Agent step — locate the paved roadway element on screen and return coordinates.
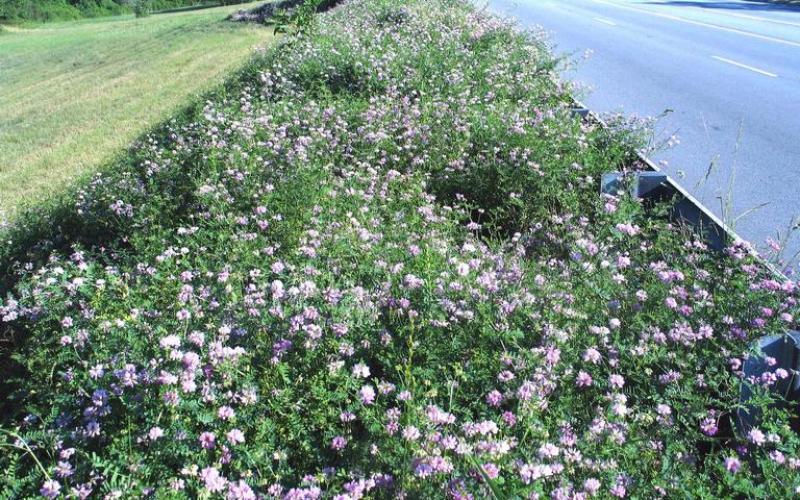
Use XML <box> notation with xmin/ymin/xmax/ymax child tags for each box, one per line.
<box><xmin>487</xmin><ymin>0</ymin><xmax>800</xmax><ymax>270</ymax></box>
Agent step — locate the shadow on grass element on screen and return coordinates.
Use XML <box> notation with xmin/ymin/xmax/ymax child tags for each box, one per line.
<box><xmin>152</xmin><ymin>0</ymin><xmax>263</xmax><ymax>16</ymax></box>
<box><xmin>0</xmin><ymin>47</ymin><xmax>271</xmax><ymax>296</ymax></box>
<box><xmin>0</xmin><ymin>48</ymin><xmax>277</xmax><ymax>418</ymax></box>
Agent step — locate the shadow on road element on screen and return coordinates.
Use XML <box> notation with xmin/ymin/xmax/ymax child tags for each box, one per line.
<box><xmin>643</xmin><ymin>1</ymin><xmax>800</xmax><ymax>13</ymax></box>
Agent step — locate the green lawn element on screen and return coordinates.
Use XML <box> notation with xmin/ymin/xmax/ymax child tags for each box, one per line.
<box><xmin>0</xmin><ymin>4</ymin><xmax>273</xmax><ymax>217</ymax></box>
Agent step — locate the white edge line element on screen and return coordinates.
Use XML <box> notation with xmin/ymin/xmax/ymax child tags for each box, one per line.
<box><xmin>711</xmin><ymin>55</ymin><xmax>778</xmax><ymax>78</ymax></box>
<box><xmin>593</xmin><ymin>17</ymin><xmax>617</xmax><ymax>26</ymax></box>
<box><xmin>648</xmin><ymin>0</ymin><xmax>800</xmax><ymax>29</ymax></box>
<box><xmin>725</xmin><ymin>12</ymin><xmax>800</xmax><ymax>29</ymax></box>
<box><xmin>589</xmin><ymin>0</ymin><xmax>800</xmax><ymax>49</ymax></box>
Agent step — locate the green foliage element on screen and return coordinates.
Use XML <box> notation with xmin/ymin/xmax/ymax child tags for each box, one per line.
<box><xmin>133</xmin><ymin>0</ymin><xmax>151</xmax><ymax>17</ymax></box>
<box><xmin>0</xmin><ymin>0</ymin><xmax>257</xmax><ymax>23</ymax></box>
<box><xmin>0</xmin><ymin>0</ymin><xmax>83</xmax><ymax>23</ymax></box>
<box><xmin>272</xmin><ymin>0</ymin><xmax>324</xmax><ymax>35</ymax></box>
<box><xmin>0</xmin><ymin>0</ymin><xmax>798</xmax><ymax>497</ymax></box>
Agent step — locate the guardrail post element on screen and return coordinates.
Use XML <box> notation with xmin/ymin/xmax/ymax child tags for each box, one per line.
<box><xmin>737</xmin><ymin>331</ymin><xmax>800</xmax><ymax>435</ymax></box>
<box><xmin>671</xmin><ymin>196</ymin><xmax>729</xmax><ymax>251</ymax></box>
<box><xmin>602</xmin><ymin>171</ymin><xmax>732</xmax><ymax>251</ymax></box>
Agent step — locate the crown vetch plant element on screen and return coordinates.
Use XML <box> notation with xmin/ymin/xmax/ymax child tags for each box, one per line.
<box><xmin>1</xmin><ymin>0</ymin><xmax>799</xmax><ymax>498</ymax></box>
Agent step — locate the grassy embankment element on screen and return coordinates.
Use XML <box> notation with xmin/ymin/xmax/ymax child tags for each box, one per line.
<box><xmin>1</xmin><ymin>0</ymin><xmax>799</xmax><ymax>498</ymax></box>
<box><xmin>0</xmin><ymin>3</ymin><xmax>274</xmax><ymax>216</ymax></box>
<box><xmin>0</xmin><ymin>1</ymin><xmax>260</xmax><ymax>24</ymax></box>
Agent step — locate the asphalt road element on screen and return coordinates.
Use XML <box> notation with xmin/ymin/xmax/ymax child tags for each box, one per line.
<box><xmin>487</xmin><ymin>0</ymin><xmax>800</xmax><ymax>270</ymax></box>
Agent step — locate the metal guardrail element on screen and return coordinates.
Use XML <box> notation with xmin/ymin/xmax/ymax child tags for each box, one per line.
<box><xmin>571</xmin><ymin>100</ymin><xmax>798</xmax><ymax>436</ymax></box>
<box><xmin>569</xmin><ymin>100</ymin><xmax>788</xmax><ymax>282</ymax></box>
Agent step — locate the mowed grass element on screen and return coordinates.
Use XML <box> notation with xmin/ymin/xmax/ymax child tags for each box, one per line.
<box><xmin>0</xmin><ymin>4</ymin><xmax>273</xmax><ymax>216</ymax></box>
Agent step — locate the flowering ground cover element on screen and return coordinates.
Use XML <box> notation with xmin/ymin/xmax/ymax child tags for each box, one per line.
<box><xmin>1</xmin><ymin>0</ymin><xmax>800</xmax><ymax>497</ymax></box>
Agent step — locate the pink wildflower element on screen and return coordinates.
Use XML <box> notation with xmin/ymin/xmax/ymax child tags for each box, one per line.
<box><xmin>331</xmin><ymin>436</ymin><xmax>347</xmax><ymax>451</ymax></box>
<box><xmin>148</xmin><ymin>427</ymin><xmax>164</xmax><ymax>441</ymax></box>
<box><xmin>748</xmin><ymin>428</ymin><xmax>766</xmax><ymax>446</ymax></box>
<box><xmin>227</xmin><ymin>480</ymin><xmax>256</xmax><ymax>500</ymax></box>
<box><xmin>609</xmin><ymin>374</ymin><xmax>625</xmax><ymax>389</ymax></box>
<box><xmin>218</xmin><ymin>406</ymin><xmax>235</xmax><ymax>421</ymax></box>
<box><xmin>576</xmin><ymin>371</ymin><xmax>593</xmax><ymax>387</ymax></box>
<box><xmin>584</xmin><ymin>478</ymin><xmax>601</xmax><ymax>496</ymax></box>
<box><xmin>199</xmin><ymin>432</ymin><xmax>216</xmax><ymax>449</ymax></box>
<box><xmin>481</xmin><ymin>463</ymin><xmax>500</xmax><ymax>479</ymax></box>
<box><xmin>359</xmin><ymin>385</ymin><xmax>376</xmax><ymax>405</ymax></box>
<box><xmin>200</xmin><ymin>467</ymin><xmax>227</xmax><ymax>493</ymax></box>
<box><xmin>486</xmin><ymin>390</ymin><xmax>503</xmax><ymax>407</ymax></box>
<box><xmin>724</xmin><ymin>457</ymin><xmax>741</xmax><ymax>473</ymax></box>
<box><xmin>40</xmin><ymin>480</ymin><xmax>61</xmax><ymax>499</ymax></box>
<box><xmin>227</xmin><ymin>429</ymin><xmax>245</xmax><ymax>445</ymax></box>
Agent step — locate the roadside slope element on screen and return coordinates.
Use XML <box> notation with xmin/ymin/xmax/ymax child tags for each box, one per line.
<box><xmin>0</xmin><ymin>3</ymin><xmax>274</xmax><ymax>215</ymax></box>
<box><xmin>1</xmin><ymin>0</ymin><xmax>798</xmax><ymax>498</ymax></box>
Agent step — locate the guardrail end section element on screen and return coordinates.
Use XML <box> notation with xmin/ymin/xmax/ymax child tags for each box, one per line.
<box><xmin>570</xmin><ymin>107</ymin><xmax>591</xmax><ymax>120</ymax></box>
<box><xmin>601</xmin><ymin>171</ymin><xmax>668</xmax><ymax>199</ymax></box>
